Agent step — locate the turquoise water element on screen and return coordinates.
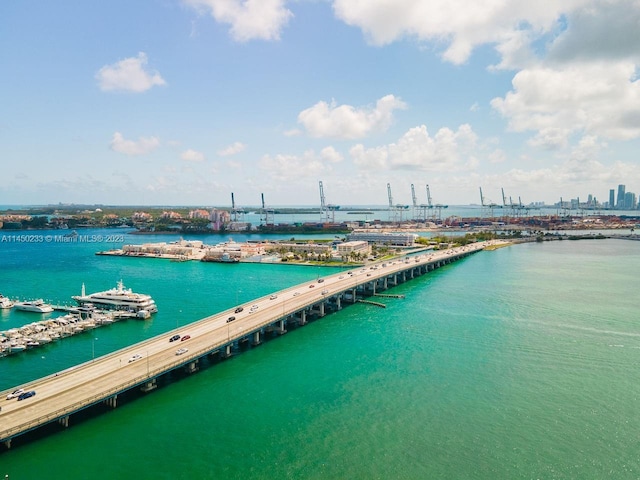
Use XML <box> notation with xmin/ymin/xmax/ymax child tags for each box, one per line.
<box><xmin>1</xmin><ymin>233</ymin><xmax>640</xmax><ymax>478</ymax></box>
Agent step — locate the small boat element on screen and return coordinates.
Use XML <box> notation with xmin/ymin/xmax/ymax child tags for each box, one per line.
<box><xmin>0</xmin><ymin>294</ymin><xmax>14</xmax><ymax>309</ymax></box>
<box><xmin>9</xmin><ymin>341</ymin><xmax>27</xmax><ymax>352</ymax></box>
<box><xmin>14</xmin><ymin>300</ymin><xmax>54</xmax><ymax>313</ymax></box>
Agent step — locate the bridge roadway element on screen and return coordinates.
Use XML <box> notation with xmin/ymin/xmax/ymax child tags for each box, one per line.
<box><xmin>0</xmin><ymin>241</ymin><xmax>495</xmax><ymax>448</ymax></box>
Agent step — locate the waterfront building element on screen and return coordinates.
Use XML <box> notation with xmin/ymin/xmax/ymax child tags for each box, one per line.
<box><xmin>227</xmin><ymin>221</ymin><xmax>252</xmax><ymax>231</ymax></box>
<box><xmin>336</xmin><ymin>241</ymin><xmax>371</xmax><ymax>256</ymax></box>
<box><xmin>274</xmin><ymin>242</ymin><xmax>332</xmax><ymax>255</ymax></box>
<box><xmin>346</xmin><ymin>231</ymin><xmax>418</xmax><ymax>247</ymax></box>
<box><xmin>161</xmin><ymin>211</ymin><xmax>183</xmax><ymax>220</ymax></box>
<box><xmin>203</xmin><ymin>241</ymin><xmax>268</xmax><ymax>261</ymax></box>
<box><xmin>609</xmin><ymin>189</ymin><xmax>615</xmax><ymax>209</ymax></box>
<box><xmin>122</xmin><ymin>239</ymin><xmax>205</xmax><ymax>258</ymax></box>
<box><xmin>189</xmin><ymin>209</ymin><xmax>210</xmax><ymax>219</ymax></box>
<box><xmin>208</xmin><ymin>208</ymin><xmax>231</xmax><ymax>231</ymax></box>
<box><xmin>132</xmin><ymin>211</ymin><xmax>152</xmax><ymax>222</ymax></box>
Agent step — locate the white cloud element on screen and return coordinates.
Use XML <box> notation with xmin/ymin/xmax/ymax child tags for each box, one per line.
<box><xmin>547</xmin><ymin>2</ymin><xmax>640</xmax><ymax>63</ymax></box>
<box><xmin>332</xmin><ymin>0</ymin><xmax>585</xmax><ymax>64</ymax></box>
<box><xmin>492</xmin><ymin>61</ymin><xmax>640</xmax><ymax>143</ymax></box>
<box><xmin>488</xmin><ymin>149</ymin><xmax>507</xmax><ymax>164</ymax></box>
<box><xmin>110</xmin><ymin>132</ymin><xmax>160</xmax><ymax>156</ymax></box>
<box><xmin>330</xmin><ymin>1</ymin><xmax>640</xmax><ymax>148</ymax></box>
<box><xmin>259</xmin><ymin>149</ymin><xmax>340</xmax><ymax>182</ymax></box>
<box><xmin>527</xmin><ymin>128</ymin><xmax>572</xmax><ymax>150</ymax></box>
<box><xmin>184</xmin><ymin>0</ymin><xmax>293</xmax><ymax>41</ymax></box>
<box><xmin>320</xmin><ymin>146</ymin><xmax>343</xmax><ymax>163</ymax></box>
<box><xmin>259</xmin><ymin>153</ymin><xmax>321</xmax><ymax>181</ymax></box>
<box><xmin>181</xmin><ymin>149</ymin><xmax>205</xmax><ymax>162</ymax></box>
<box><xmin>283</xmin><ymin>128</ymin><xmax>302</xmax><ymax>137</ymax></box>
<box><xmin>479</xmin><ymin>1</ymin><xmax>640</xmax><ymax>150</ymax></box>
<box><xmin>349</xmin><ymin>124</ymin><xmax>478</xmax><ymax>172</ymax></box>
<box><xmin>490</xmin><ymin>28</ymin><xmax>537</xmax><ymax>71</ymax></box>
<box><xmin>569</xmin><ymin>135</ymin><xmax>607</xmax><ymax>162</ymax></box>
<box><xmin>217</xmin><ymin>141</ymin><xmax>246</xmax><ymax>156</ymax></box>
<box><xmin>96</xmin><ymin>52</ymin><xmax>166</xmax><ymax>93</ymax></box>
<box><xmin>298</xmin><ymin>94</ymin><xmax>407</xmax><ymax>139</ymax></box>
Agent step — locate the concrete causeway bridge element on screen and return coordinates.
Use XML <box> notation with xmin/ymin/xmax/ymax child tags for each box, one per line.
<box><xmin>0</xmin><ymin>241</ymin><xmax>496</xmax><ymax>449</ymax></box>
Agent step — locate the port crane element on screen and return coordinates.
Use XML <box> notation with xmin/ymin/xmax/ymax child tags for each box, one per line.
<box><xmin>319</xmin><ymin>181</ymin><xmax>339</xmax><ymax>223</ymax></box>
<box><xmin>501</xmin><ymin>187</ymin><xmax>527</xmax><ymax>218</ymax></box>
<box><xmin>259</xmin><ymin>193</ymin><xmax>274</xmax><ymax>225</ymax></box>
<box><xmin>230</xmin><ymin>192</ymin><xmax>245</xmax><ymax>222</ymax></box>
<box><xmin>428</xmin><ymin>184</ymin><xmax>448</xmax><ymax>221</ymax></box>
<box><xmin>411</xmin><ymin>184</ymin><xmax>429</xmax><ymax>222</ymax></box>
<box><xmin>558</xmin><ymin>196</ymin><xmax>571</xmax><ymax>216</ymax></box>
<box><xmin>387</xmin><ymin>183</ymin><xmax>409</xmax><ymax>223</ymax></box>
<box><xmin>479</xmin><ymin>187</ymin><xmax>501</xmax><ymax>219</ymax></box>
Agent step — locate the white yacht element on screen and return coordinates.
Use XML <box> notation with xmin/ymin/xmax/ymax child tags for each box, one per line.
<box><xmin>9</xmin><ymin>341</ymin><xmax>27</xmax><ymax>352</ymax></box>
<box><xmin>13</xmin><ymin>299</ymin><xmax>54</xmax><ymax>313</ymax></box>
<box><xmin>72</xmin><ymin>281</ymin><xmax>157</xmax><ymax>315</ymax></box>
<box><xmin>0</xmin><ymin>294</ymin><xmax>14</xmax><ymax>309</ymax></box>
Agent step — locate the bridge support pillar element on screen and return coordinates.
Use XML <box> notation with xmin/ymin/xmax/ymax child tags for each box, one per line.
<box><xmin>3</xmin><ymin>439</ymin><xmax>11</xmax><ymax>449</ymax></box>
<box><xmin>278</xmin><ymin>319</ymin><xmax>287</xmax><ymax>335</ymax></box>
<box><xmin>252</xmin><ymin>331</ymin><xmax>261</xmax><ymax>346</ymax></box>
<box><xmin>299</xmin><ymin>310</ymin><xmax>307</xmax><ymax>325</ymax></box>
<box><xmin>383</xmin><ymin>277</ymin><xmax>388</xmax><ymax>289</ymax></box>
<box><xmin>319</xmin><ymin>303</ymin><xmax>325</xmax><ymax>317</ymax></box>
<box><xmin>185</xmin><ymin>360</ymin><xmax>199</xmax><ymax>373</ymax></box>
<box><xmin>104</xmin><ymin>395</ymin><xmax>118</xmax><ymax>408</ymax></box>
<box><xmin>58</xmin><ymin>416</ymin><xmax>69</xmax><ymax>428</ymax></box>
<box><xmin>336</xmin><ymin>296</ymin><xmax>341</xmax><ymax>310</ymax></box>
<box><xmin>222</xmin><ymin>344</ymin><xmax>232</xmax><ymax>358</ymax></box>
<box><xmin>141</xmin><ymin>379</ymin><xmax>157</xmax><ymax>392</ymax></box>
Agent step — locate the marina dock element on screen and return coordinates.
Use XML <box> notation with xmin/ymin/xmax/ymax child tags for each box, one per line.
<box><xmin>0</xmin><ymin>309</ymin><xmax>141</xmax><ymax>357</ymax></box>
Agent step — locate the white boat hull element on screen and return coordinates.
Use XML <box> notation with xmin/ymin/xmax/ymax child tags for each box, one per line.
<box><xmin>14</xmin><ymin>300</ymin><xmax>54</xmax><ymax>313</ymax></box>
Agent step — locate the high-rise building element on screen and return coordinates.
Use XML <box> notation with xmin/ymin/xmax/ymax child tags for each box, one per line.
<box><xmin>617</xmin><ymin>184</ymin><xmax>626</xmax><ymax>208</ymax></box>
<box><xmin>609</xmin><ymin>189</ymin><xmax>615</xmax><ymax>209</ymax></box>
<box><xmin>624</xmin><ymin>192</ymin><xmax>637</xmax><ymax>210</ymax></box>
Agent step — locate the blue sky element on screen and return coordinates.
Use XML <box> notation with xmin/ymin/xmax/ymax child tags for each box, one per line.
<box><xmin>2</xmin><ymin>0</ymin><xmax>640</xmax><ymax>207</ymax></box>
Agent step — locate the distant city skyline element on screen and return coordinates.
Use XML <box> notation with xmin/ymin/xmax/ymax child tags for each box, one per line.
<box><xmin>3</xmin><ymin>181</ymin><xmax>640</xmax><ymax>211</ymax></box>
<box><xmin>2</xmin><ymin>1</ymin><xmax>640</xmax><ymax>206</ymax></box>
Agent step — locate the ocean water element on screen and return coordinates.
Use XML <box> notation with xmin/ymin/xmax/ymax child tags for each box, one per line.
<box><xmin>1</xmin><ymin>232</ymin><xmax>640</xmax><ymax>479</ymax></box>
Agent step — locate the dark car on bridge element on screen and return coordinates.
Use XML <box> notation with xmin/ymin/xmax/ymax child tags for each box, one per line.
<box><xmin>234</xmin><ymin>307</ymin><xmax>243</xmax><ymax>313</ymax></box>
<box><xmin>17</xmin><ymin>391</ymin><xmax>36</xmax><ymax>401</ymax></box>
<box><xmin>227</xmin><ymin>316</ymin><xmax>236</xmax><ymax>323</ymax></box>
<box><xmin>169</xmin><ymin>334</ymin><xmax>180</xmax><ymax>342</ymax></box>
